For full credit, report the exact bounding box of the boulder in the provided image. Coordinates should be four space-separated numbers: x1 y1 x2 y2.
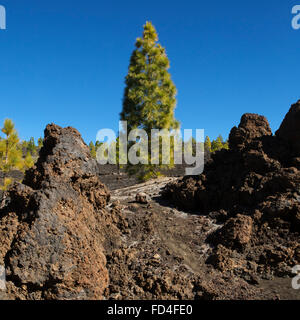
136 192 151 204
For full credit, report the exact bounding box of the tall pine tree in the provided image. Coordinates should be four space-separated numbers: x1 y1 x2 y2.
121 22 179 132
120 22 179 180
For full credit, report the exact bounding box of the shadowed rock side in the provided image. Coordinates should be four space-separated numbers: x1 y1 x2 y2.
0 124 112 300
276 100 300 155
162 101 300 280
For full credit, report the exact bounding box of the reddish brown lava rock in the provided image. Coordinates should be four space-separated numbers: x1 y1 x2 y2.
229 113 272 150
162 101 300 279
0 124 110 300
212 214 253 252
0 123 280 301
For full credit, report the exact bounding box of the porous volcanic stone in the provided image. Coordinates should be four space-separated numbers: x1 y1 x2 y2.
0 124 110 300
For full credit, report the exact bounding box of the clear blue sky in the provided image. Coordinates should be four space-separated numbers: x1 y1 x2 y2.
0 0 299 143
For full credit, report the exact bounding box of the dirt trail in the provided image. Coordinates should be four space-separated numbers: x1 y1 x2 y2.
111 177 177 201
110 177 219 275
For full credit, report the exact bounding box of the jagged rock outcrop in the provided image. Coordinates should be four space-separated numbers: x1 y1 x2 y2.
0 124 111 300
276 100 300 155
229 113 272 150
162 101 300 279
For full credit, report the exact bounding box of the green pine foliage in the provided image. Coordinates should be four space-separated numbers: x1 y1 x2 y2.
0 119 23 172
120 21 179 181
211 136 223 152
24 151 34 170
115 137 127 174
0 119 37 175
204 136 212 153
89 141 97 159
206 134 229 153
121 21 179 132
27 137 37 156
0 177 13 191
95 141 103 151
223 140 229 150
38 137 43 148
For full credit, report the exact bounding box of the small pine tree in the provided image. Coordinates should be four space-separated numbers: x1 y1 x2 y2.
212 136 224 153
89 141 96 159
184 137 197 157
38 137 43 148
217 135 224 144
24 151 34 170
27 137 36 156
204 136 212 153
114 137 127 174
223 139 229 150
0 119 23 172
95 141 102 151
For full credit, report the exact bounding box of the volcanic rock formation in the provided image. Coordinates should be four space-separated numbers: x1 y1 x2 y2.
0 123 279 300
163 101 300 279
2 101 300 300
0 124 111 299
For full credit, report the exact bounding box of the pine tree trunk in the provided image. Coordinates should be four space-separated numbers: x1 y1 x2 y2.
5 140 8 164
